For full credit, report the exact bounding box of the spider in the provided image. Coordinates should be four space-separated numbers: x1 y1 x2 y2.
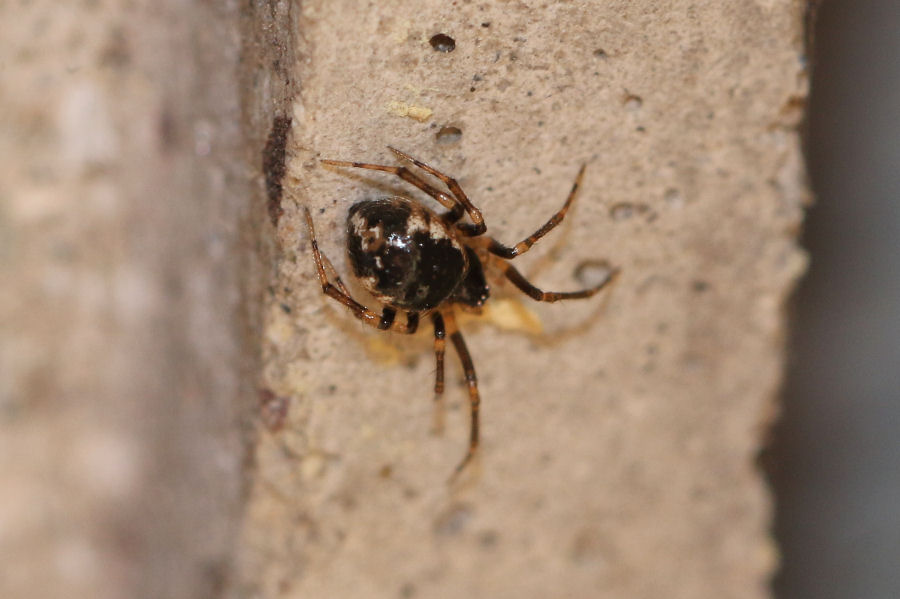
303 147 618 476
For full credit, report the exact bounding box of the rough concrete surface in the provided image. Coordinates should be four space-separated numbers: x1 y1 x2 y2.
1 1 809 598
242 2 809 599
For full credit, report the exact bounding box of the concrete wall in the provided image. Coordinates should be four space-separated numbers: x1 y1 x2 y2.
1 2 810 598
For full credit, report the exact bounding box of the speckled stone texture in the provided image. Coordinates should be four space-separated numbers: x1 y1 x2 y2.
241 1 809 599
1 1 809 598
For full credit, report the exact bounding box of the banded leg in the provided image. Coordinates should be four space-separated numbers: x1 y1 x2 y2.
431 312 446 397
442 309 481 475
321 155 464 221
431 312 447 434
317 244 352 296
488 164 586 259
387 147 486 236
496 256 619 302
303 207 419 333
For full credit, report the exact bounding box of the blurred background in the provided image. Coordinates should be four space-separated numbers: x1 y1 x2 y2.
769 1 900 597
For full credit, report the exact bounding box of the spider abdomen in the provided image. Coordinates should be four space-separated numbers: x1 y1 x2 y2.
346 197 468 311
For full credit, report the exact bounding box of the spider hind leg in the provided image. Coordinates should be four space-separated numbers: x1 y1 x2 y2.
303 206 419 333
441 309 481 478
495 256 619 302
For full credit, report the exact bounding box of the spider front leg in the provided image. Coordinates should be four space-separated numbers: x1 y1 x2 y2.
487 164 586 259
387 147 486 236
321 156 462 217
494 255 620 302
303 207 419 333
321 148 486 234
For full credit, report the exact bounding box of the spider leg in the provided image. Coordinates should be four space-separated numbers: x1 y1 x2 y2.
430 312 447 435
317 248 351 296
431 312 446 398
321 157 465 222
442 309 481 476
495 255 620 302
487 164 586 259
303 207 419 333
387 147 487 236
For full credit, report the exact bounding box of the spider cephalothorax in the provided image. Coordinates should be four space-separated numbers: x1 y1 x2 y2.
303 147 617 476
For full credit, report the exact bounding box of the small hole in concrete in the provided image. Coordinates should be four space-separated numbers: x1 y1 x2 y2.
610 202 635 221
258 389 290 432
435 126 462 144
574 260 614 288
429 33 456 52
569 528 609 564
593 48 607 58
664 187 683 206
434 503 472 536
624 94 643 111
478 530 499 548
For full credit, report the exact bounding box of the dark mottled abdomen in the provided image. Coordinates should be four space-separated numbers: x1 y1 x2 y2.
346 197 468 311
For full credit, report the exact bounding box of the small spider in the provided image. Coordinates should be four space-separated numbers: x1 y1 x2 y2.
303 147 618 476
